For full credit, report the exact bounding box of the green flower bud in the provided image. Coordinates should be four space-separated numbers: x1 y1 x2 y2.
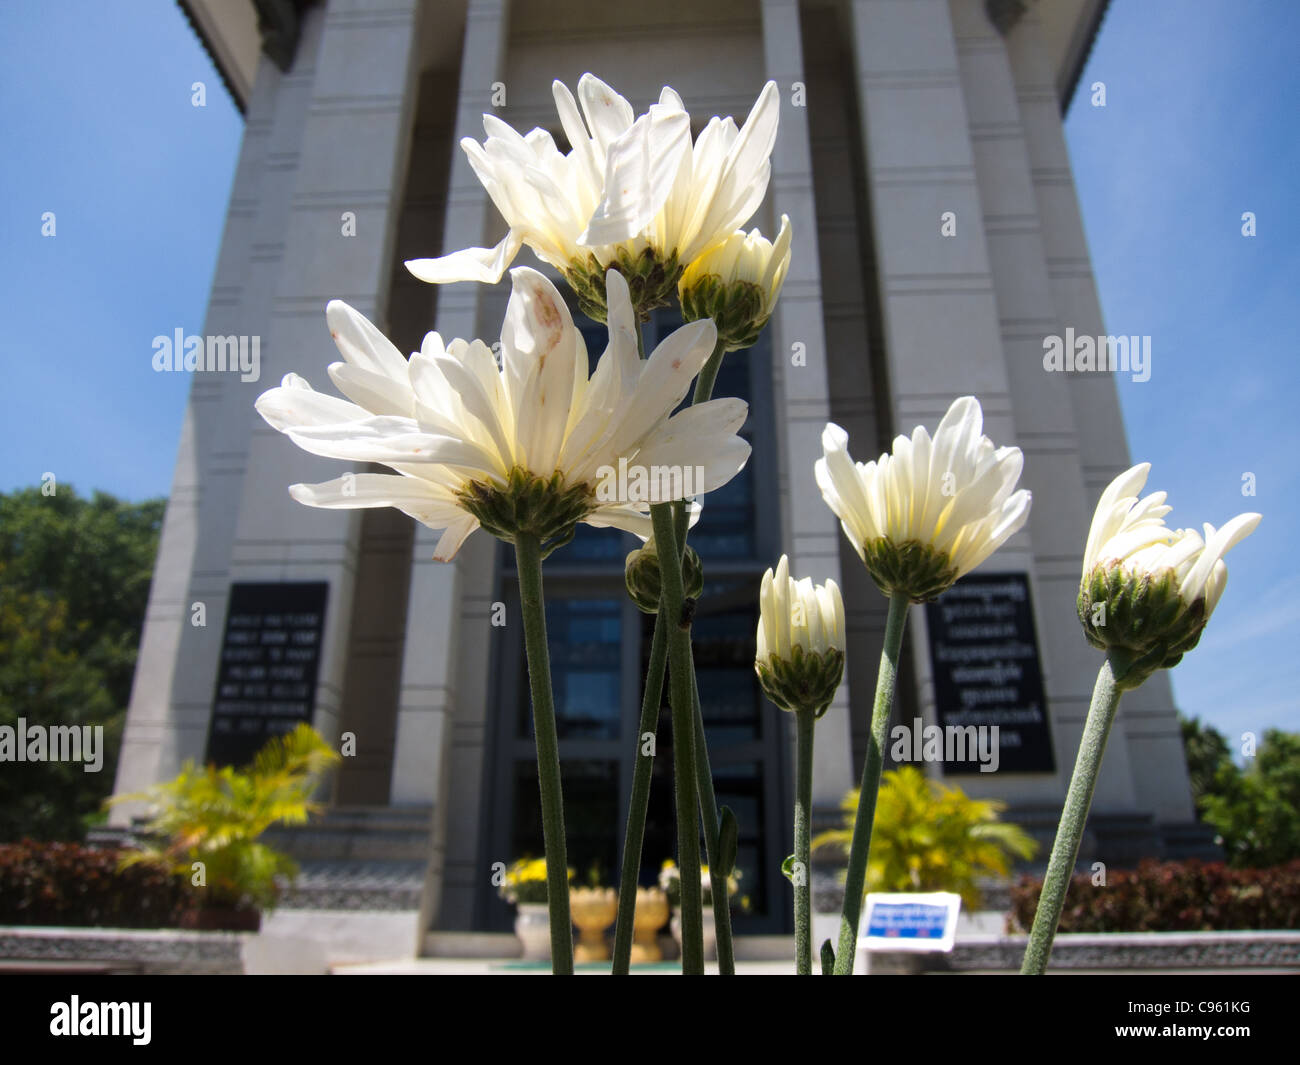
625 538 704 614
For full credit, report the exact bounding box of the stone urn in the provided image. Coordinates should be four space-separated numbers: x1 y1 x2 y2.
514 902 551 962
670 906 718 961
631 887 670 963
569 887 618 962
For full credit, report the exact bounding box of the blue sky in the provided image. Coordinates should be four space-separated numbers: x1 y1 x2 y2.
0 1 241 502
0 2 1294 743
1064 1 1299 745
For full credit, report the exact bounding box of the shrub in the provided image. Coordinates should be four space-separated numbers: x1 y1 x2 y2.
1008 858 1300 933
0 840 195 928
812 767 1037 909
111 724 339 915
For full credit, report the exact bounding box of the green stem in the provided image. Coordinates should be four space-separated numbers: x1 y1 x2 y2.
691 339 727 406
1021 659 1123 975
833 593 908 975
610 614 669 974
513 532 574 975
650 501 704 974
692 669 736 975
685 334 739 973
794 709 816 975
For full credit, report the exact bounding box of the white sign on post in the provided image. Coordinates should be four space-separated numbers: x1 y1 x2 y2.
860 891 962 954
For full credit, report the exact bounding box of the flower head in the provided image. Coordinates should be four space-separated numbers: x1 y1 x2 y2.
255 268 751 560
1078 463 1260 688
405 74 780 320
755 555 845 715
815 397 1031 602
680 214 792 351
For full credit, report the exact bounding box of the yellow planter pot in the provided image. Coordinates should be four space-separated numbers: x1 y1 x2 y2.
631 887 670 963
569 887 618 962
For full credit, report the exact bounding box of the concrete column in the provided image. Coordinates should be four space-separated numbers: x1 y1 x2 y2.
226 0 424 761
939 0 1140 812
390 0 511 933
1003 7 1195 825
760 0 854 805
112 29 317 812
844 0 1139 812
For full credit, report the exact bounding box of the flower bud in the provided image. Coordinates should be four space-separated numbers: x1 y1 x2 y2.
625 537 704 613
754 555 845 716
679 216 791 351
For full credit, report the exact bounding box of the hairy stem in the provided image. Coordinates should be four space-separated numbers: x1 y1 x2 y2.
1021 659 1123 975
794 708 816 975
514 532 574 975
833 593 908 974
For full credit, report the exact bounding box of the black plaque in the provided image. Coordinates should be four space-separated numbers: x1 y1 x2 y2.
923 572 1054 774
205 582 329 767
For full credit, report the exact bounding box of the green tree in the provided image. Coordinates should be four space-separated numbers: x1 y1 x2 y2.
1198 729 1300 868
0 485 164 841
1180 714 1233 805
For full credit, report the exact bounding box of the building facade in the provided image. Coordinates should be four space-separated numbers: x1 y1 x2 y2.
114 0 1211 953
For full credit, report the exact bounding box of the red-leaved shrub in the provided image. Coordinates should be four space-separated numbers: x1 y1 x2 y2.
1008 858 1300 933
0 840 196 928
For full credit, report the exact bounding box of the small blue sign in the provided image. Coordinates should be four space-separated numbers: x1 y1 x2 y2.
866 902 948 939
861 892 962 953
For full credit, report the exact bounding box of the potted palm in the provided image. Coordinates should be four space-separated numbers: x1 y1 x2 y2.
111 724 339 931
812 766 1037 971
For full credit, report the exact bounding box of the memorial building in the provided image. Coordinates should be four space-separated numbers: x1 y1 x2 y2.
111 0 1212 953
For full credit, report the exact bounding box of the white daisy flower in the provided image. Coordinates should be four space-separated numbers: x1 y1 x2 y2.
814 396 1031 602
405 74 780 320
1078 462 1260 686
680 214 792 351
255 268 751 560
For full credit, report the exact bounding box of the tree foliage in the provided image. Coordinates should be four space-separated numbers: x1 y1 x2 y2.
1193 726 1300 869
0 485 164 841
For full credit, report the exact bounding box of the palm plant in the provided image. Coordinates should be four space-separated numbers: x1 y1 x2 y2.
812 765 1037 909
111 723 339 917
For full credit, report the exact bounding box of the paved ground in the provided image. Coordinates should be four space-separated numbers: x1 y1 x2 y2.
333 958 798 975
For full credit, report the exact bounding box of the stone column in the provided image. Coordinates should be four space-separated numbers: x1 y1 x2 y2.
112 20 320 813
1002 6 1196 830
945 0 1140 814
225 0 424 762
845 0 1141 815
388 0 512 935
759 0 854 806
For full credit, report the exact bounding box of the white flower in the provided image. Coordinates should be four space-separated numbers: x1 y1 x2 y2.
757 555 845 662
1081 463 1260 621
681 214 792 314
254 268 751 560
679 214 792 350
814 396 1031 601
755 555 845 715
405 74 780 292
